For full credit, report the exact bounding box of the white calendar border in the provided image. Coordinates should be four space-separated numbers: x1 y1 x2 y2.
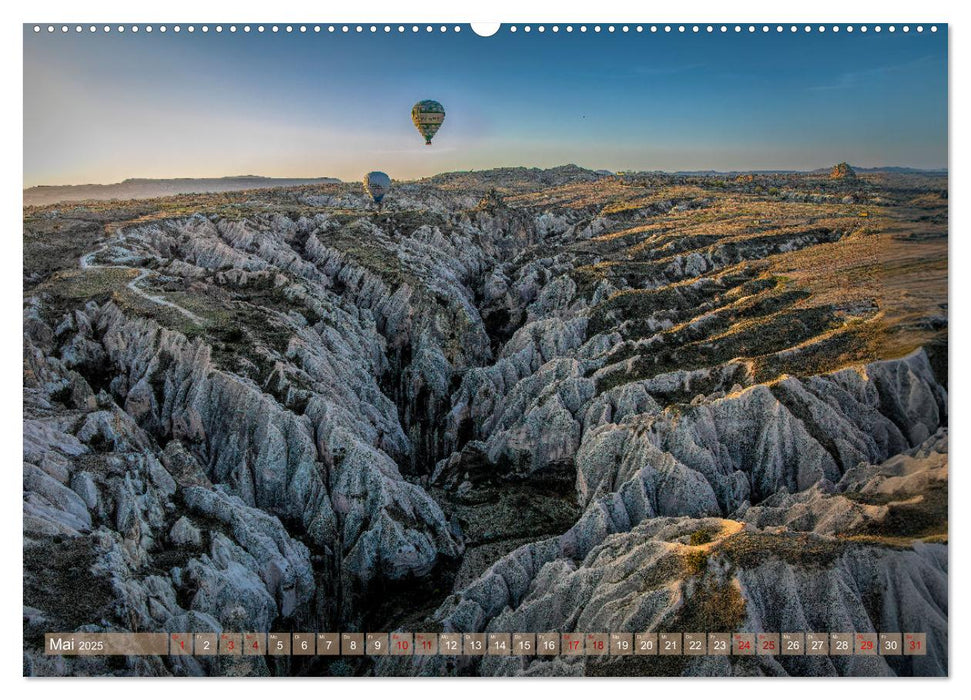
3 0 964 697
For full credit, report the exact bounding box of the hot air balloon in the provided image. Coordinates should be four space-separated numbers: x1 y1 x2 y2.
411 99 445 145
363 171 391 208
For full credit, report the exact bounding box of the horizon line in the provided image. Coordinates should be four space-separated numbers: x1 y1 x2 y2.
23 163 950 190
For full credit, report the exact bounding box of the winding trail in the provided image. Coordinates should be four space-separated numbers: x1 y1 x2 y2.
79 226 205 325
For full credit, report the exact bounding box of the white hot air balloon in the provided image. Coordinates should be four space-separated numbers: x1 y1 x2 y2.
363 171 392 209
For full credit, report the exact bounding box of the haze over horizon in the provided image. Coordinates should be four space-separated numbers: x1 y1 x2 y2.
24 25 947 188
23 161 949 190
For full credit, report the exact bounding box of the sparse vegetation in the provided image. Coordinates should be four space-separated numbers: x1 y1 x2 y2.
689 528 716 546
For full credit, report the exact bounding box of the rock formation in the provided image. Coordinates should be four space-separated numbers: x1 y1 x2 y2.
23 166 948 676
829 162 857 180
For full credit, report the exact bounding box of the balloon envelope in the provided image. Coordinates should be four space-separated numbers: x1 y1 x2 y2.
363 171 391 204
411 99 446 145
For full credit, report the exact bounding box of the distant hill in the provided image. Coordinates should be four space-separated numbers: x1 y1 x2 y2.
807 165 947 176
421 164 607 192
668 166 947 177
24 175 341 206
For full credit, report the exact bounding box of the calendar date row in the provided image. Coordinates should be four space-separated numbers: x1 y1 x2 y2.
46 631 927 657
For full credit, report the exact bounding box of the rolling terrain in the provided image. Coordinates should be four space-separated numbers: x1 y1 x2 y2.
23 176 341 207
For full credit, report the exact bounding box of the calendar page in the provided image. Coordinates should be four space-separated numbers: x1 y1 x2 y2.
22 19 948 679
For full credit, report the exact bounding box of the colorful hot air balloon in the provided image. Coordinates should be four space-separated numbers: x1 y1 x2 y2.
411 99 445 145
363 171 391 207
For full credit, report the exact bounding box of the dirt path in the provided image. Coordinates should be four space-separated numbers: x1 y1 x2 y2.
79 227 205 325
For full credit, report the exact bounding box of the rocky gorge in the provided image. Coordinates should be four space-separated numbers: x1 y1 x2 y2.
23 166 948 676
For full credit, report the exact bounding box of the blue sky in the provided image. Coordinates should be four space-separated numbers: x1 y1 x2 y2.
23 25 947 186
